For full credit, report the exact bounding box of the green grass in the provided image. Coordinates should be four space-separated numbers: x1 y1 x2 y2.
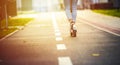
93 9 120 17
1 18 33 27
9 18 33 26
0 18 34 39
0 28 17 39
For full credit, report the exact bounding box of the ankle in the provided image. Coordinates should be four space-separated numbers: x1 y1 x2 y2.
68 19 72 22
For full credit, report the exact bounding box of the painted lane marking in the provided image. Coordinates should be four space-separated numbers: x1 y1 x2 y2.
56 37 63 41
54 27 59 30
57 44 67 50
55 29 60 33
78 19 120 36
52 13 73 65
92 53 100 57
52 13 63 39
58 57 73 65
55 32 61 36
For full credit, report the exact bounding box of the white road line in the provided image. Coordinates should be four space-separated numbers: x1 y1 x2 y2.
78 19 120 36
52 13 63 38
92 53 100 57
54 27 59 30
55 29 60 33
58 57 73 65
56 37 63 41
52 13 73 65
57 44 67 50
55 32 61 36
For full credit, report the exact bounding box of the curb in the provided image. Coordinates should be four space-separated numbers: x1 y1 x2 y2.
0 20 33 42
0 30 19 42
0 26 24 42
78 18 120 36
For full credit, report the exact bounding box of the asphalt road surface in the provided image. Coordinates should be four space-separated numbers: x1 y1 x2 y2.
0 12 120 65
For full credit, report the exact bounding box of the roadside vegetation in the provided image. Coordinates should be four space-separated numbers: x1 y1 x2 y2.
93 9 120 17
0 28 17 39
0 17 34 39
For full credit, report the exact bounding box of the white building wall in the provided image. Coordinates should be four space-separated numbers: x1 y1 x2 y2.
99 0 108 3
16 0 22 10
33 0 60 12
92 0 99 3
92 0 108 4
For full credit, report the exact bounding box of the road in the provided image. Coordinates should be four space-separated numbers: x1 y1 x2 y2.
0 12 120 65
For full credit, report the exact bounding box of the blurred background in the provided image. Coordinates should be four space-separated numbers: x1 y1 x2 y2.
0 0 120 20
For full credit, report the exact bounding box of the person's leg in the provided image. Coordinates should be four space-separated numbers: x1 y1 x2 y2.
64 0 72 21
72 0 78 22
